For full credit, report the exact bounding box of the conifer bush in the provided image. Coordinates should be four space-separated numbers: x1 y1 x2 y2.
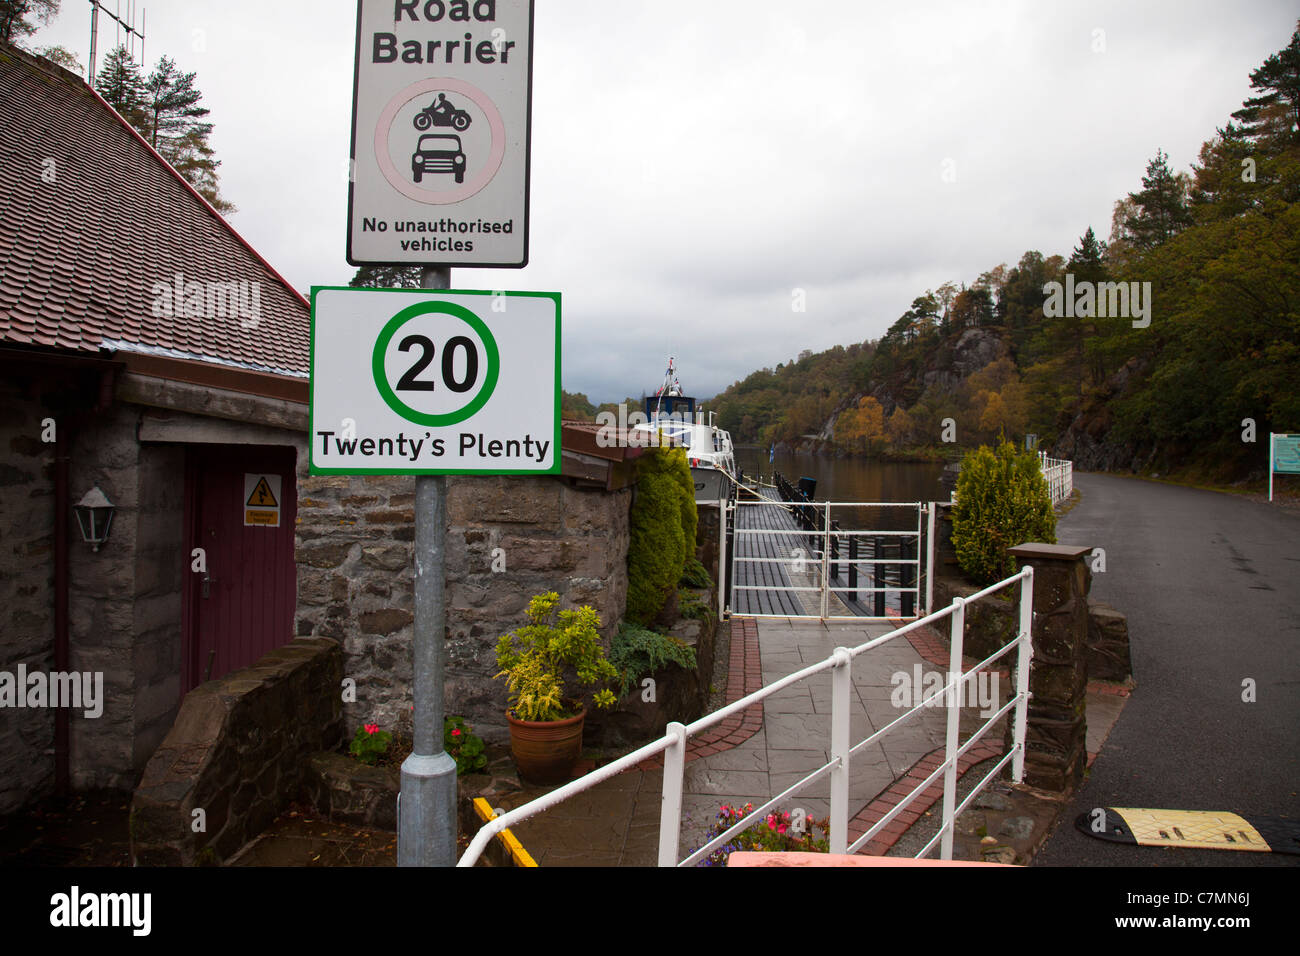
951 440 1056 585
626 446 697 625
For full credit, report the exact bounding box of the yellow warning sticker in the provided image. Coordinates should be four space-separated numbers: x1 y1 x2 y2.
246 476 278 508
243 474 282 528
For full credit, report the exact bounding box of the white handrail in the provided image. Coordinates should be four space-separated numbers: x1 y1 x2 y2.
458 565 1035 867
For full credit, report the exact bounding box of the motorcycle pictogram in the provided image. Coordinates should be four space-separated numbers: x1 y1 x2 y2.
413 93 471 132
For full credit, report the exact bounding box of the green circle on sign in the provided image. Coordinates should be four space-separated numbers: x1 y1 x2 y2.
372 301 500 426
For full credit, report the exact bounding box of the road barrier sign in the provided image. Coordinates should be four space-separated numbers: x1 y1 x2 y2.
309 287 559 475
347 0 534 267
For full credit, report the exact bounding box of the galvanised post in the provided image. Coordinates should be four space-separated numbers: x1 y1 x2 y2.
1012 567 1034 781
847 534 858 602
829 647 852 854
925 503 936 615
820 503 831 618
398 264 458 867
659 721 687 866
940 596 965 860
717 493 726 615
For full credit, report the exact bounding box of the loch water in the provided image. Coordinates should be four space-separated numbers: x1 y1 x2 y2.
733 448 949 532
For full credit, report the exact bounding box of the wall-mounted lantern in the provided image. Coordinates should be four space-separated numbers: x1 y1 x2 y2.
73 486 115 552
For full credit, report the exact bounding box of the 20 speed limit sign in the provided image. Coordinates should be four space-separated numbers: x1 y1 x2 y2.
309 287 559 475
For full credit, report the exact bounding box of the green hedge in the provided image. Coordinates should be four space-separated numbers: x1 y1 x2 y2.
951 440 1056 585
626 446 697 625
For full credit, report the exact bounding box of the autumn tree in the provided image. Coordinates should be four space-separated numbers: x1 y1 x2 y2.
835 396 886 455
886 406 914 446
0 0 58 44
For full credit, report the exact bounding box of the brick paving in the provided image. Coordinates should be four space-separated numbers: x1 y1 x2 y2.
493 615 1129 865
500 616 1028 864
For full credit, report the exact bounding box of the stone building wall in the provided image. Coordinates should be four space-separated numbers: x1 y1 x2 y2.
130 443 186 767
0 383 57 813
294 472 632 743
66 403 152 789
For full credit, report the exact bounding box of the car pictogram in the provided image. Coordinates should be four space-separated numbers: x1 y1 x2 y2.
412 134 467 184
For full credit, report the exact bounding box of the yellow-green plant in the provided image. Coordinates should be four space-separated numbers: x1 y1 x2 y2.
494 592 619 722
951 439 1056 585
626 445 698 624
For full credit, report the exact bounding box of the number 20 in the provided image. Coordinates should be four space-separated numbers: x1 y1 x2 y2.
395 334 478 393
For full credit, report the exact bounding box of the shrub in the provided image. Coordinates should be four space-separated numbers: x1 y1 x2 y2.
951 439 1056 585
680 556 712 589
494 592 619 721
608 621 697 699
626 446 698 625
677 589 714 623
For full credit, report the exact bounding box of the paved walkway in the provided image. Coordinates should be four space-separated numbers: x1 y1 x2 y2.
496 615 1020 866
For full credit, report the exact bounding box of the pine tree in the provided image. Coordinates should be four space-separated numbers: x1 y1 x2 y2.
94 44 147 127
143 56 233 214
1230 22 1300 150
349 265 424 288
142 56 210 150
1119 149 1192 251
0 0 59 44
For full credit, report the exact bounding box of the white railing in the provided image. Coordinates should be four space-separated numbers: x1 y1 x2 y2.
729 499 936 620
458 565 1034 867
1038 453 1073 505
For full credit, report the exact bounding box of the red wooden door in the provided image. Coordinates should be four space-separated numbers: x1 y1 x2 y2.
182 444 298 693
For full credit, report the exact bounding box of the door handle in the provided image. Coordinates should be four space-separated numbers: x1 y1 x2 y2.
202 572 216 598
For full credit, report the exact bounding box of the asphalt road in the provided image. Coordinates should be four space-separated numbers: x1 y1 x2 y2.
1034 473 1299 867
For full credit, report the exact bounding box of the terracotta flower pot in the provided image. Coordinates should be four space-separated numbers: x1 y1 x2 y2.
506 703 586 784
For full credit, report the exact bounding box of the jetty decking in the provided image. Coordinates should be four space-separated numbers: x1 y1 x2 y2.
731 486 912 619
731 488 814 616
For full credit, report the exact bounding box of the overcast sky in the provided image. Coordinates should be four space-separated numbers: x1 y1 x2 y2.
31 1 1298 403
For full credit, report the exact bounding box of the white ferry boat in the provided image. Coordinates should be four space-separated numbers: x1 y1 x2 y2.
631 358 738 502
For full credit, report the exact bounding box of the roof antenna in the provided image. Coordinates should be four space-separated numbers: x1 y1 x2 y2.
86 0 147 84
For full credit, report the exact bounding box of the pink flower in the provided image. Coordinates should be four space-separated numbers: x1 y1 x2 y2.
365 723 378 735
777 824 788 834
451 729 461 737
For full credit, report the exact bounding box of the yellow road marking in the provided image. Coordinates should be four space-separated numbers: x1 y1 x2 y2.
473 797 538 867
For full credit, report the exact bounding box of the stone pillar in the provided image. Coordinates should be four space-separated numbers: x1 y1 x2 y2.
1006 543 1093 793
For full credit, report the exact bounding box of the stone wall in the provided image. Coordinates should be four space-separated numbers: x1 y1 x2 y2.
295 473 633 743
131 637 344 865
0 383 57 813
131 443 185 767
66 403 155 790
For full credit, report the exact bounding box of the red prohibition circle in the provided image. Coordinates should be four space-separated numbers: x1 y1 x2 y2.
374 78 507 205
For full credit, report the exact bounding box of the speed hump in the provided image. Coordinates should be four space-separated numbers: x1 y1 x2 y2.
309 287 559 475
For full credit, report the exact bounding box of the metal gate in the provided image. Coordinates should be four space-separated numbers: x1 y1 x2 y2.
723 488 936 621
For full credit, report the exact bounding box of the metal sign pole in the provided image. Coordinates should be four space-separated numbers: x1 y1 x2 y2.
398 264 458 867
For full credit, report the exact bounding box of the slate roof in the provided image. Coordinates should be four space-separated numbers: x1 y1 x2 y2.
0 43 309 377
